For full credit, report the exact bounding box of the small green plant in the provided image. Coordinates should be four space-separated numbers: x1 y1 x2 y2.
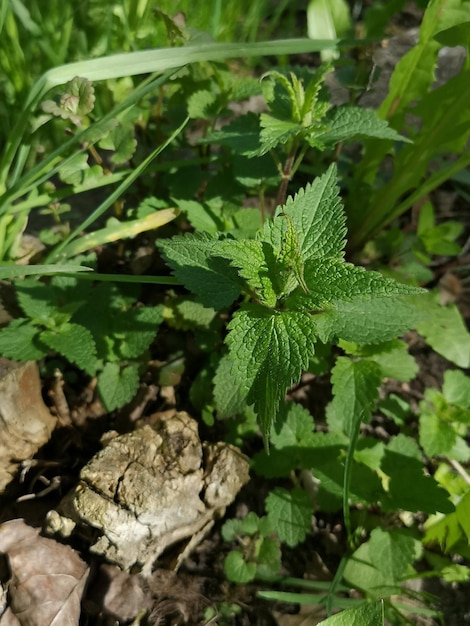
159 164 423 441
0 266 163 410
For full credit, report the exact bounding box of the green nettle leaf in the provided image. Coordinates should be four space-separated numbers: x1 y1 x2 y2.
327 357 382 436
213 352 249 418
226 305 317 436
0 318 48 361
265 487 313 547
162 164 423 438
317 601 384 626
40 323 97 375
157 232 241 309
97 362 140 412
318 107 412 146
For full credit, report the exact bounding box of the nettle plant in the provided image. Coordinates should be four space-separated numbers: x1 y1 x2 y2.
159 163 423 441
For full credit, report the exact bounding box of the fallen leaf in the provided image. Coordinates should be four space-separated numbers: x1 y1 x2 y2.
0 520 89 626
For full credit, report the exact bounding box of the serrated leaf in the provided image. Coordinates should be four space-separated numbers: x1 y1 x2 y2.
317 601 384 626
368 528 422 582
0 318 47 361
16 278 62 321
41 76 95 125
265 487 313 547
226 304 317 438
258 113 301 154
271 402 316 448
41 323 97 375
187 89 219 118
263 164 346 261
114 306 163 359
314 294 422 344
319 107 412 146
157 232 241 309
224 551 256 584
213 352 250 418
97 362 140 411
327 357 382 436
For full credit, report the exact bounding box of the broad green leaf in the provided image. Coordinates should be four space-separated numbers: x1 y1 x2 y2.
157 232 241 309
313 293 421 345
16 278 63 321
263 164 346 261
203 112 262 155
265 487 313 547
224 551 256 584
327 357 382 436
443 370 470 408
257 114 301 154
97 362 140 412
319 107 412 145
99 123 137 164
412 293 470 367
340 339 418 382
270 402 316 448
226 304 317 438
419 409 469 462
115 306 163 359
217 239 277 306
213 352 249 418
187 89 219 119
221 512 261 541
173 199 224 233
367 528 422 582
41 76 95 125
317 601 384 626
0 318 47 361
256 537 282 578
424 491 470 552
291 259 422 311
175 299 216 328
41 323 97 375
381 435 454 514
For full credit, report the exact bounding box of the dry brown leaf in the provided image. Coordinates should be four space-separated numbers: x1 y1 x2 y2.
85 564 150 622
0 520 89 626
